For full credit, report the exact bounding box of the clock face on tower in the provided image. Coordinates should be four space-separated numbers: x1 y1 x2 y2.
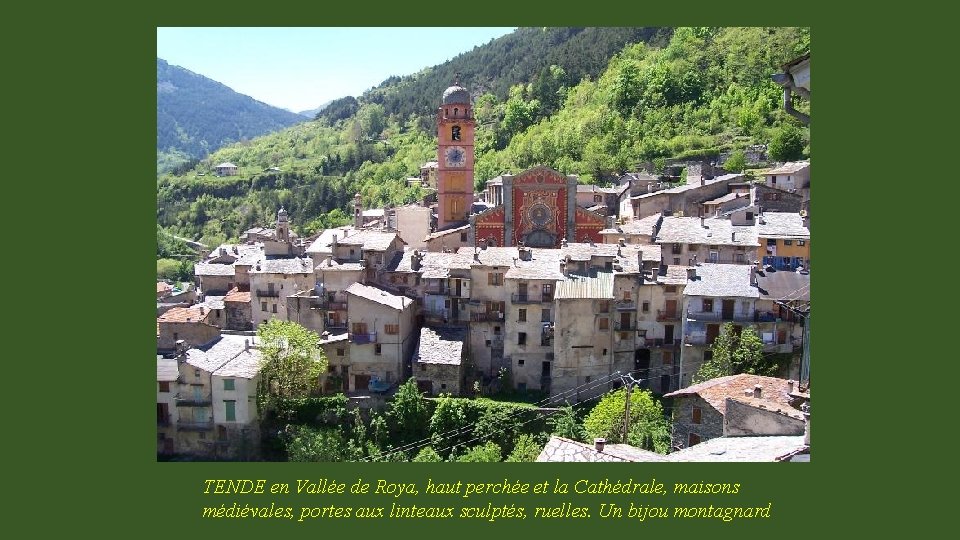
529 203 552 228
444 146 466 168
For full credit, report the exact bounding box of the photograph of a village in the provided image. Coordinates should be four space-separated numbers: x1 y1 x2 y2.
157 27 811 462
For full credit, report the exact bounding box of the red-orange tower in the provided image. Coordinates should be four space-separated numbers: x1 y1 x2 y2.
436 82 475 230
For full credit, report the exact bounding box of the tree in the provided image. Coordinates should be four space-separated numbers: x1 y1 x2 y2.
547 404 584 440
505 434 543 462
768 123 804 161
456 441 502 462
412 447 443 462
723 149 746 173
583 388 669 453
283 425 347 462
387 378 431 447
693 324 776 383
256 320 327 411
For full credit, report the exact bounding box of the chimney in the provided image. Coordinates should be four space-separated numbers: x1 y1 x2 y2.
743 388 752 397
175 339 187 357
753 384 762 398
561 237 568 247
700 216 705 228
731 231 736 242
802 403 810 446
687 267 696 280
618 238 626 247
787 380 795 394
750 265 757 286
594 438 606 452
199 306 205 315
244 339 250 351
331 234 338 250
560 261 567 277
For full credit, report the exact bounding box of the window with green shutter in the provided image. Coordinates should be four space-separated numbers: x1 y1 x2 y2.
225 400 236 422
223 379 235 391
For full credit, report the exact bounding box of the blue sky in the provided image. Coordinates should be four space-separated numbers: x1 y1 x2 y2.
157 27 515 113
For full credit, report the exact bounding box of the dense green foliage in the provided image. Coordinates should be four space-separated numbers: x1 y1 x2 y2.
582 388 671 453
768 122 806 161
256 321 328 411
693 323 777 383
157 59 304 174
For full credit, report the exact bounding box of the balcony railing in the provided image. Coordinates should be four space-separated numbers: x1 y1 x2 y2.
647 338 681 348
177 420 213 431
686 311 759 323
349 332 378 344
313 298 348 311
471 312 504 322
425 285 449 295
657 309 680 321
256 289 280 298
614 320 637 331
324 320 347 331
174 394 212 406
615 300 636 310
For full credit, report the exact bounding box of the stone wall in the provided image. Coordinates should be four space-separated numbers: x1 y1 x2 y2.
723 398 804 437
670 395 724 450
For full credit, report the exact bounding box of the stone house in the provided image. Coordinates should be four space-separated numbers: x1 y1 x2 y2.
250 257 314 328
319 332 350 394
215 162 238 176
753 184 803 213
654 214 759 266
391 205 432 250
223 287 252 331
157 357 180 455
344 283 416 392
413 327 467 395
629 174 744 221
764 161 809 194
756 212 810 271
423 223 471 253
634 265 688 394
664 374 804 450
157 306 220 353
333 229 406 284
600 213 662 245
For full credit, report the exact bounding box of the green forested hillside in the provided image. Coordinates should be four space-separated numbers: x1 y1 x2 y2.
157 27 808 252
157 58 306 174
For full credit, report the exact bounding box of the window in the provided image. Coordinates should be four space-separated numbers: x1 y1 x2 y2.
688 433 701 446
642 301 650 313
703 299 714 312
518 308 527 322
585 376 592 383
223 379 235 391
374 344 382 355
518 359 525 366
798 240 806 246
158 381 170 393
440 383 447 390
770 175 777 184
488 273 504 286
594 194 603 203
384 324 399 335
665 285 677 293
271 304 277 314
673 258 680 265
494 325 501 335
704 350 713 362
194 369 201 378
599 317 609 330
623 290 632 301
638 329 647 338
451 125 461 141
541 308 551 322
672 243 682 255
598 300 610 312
601 349 607 356
745 212 754 221
663 351 673 365
352 322 368 334
224 400 236 422
692 407 702 424
518 332 527 346
460 232 468 242
173 332 178 342
735 253 746 263
767 238 777 246
485 339 491 347
784 240 793 246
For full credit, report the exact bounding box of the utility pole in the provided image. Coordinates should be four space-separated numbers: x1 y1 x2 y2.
622 375 632 442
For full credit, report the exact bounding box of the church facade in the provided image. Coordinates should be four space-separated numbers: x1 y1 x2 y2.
433 82 606 248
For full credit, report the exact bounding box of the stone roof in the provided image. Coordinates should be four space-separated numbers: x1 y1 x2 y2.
337 230 400 251
632 174 744 200
455 246 521 267
199 296 225 311
421 161 438 169
212 347 263 379
536 436 667 462
765 161 809 175
600 213 662 236
385 250 472 278
157 358 179 382
555 272 614 300
504 249 565 281
346 282 414 311
415 327 465 365
424 223 470 241
194 263 236 277
655 216 759 247
727 396 805 421
664 374 796 416
703 192 745 205
216 162 237 168
252 257 313 274
666 435 806 462
314 258 365 271
319 332 349 345
683 263 759 298
755 268 810 301
659 264 691 285
620 171 659 183
576 184 621 194
757 212 809 239
305 226 356 254
184 335 256 373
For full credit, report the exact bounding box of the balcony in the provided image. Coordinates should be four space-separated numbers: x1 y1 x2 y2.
512 293 553 304
686 311 758 323
614 320 637 331
324 321 347 331
657 309 680 321
174 393 212 406
312 297 348 311
425 285 450 296
256 289 280 298
349 332 378 344
157 414 171 427
177 420 213 431
615 300 636 311
471 312 504 322
684 335 708 346
647 338 681 349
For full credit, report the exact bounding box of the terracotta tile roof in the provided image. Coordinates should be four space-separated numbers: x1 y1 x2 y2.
664 374 796 416
158 306 210 324
157 282 173 294
224 287 251 303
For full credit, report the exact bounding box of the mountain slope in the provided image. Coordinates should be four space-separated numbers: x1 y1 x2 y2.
157 58 305 173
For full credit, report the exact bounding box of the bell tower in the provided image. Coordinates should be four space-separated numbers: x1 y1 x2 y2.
436 78 475 230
